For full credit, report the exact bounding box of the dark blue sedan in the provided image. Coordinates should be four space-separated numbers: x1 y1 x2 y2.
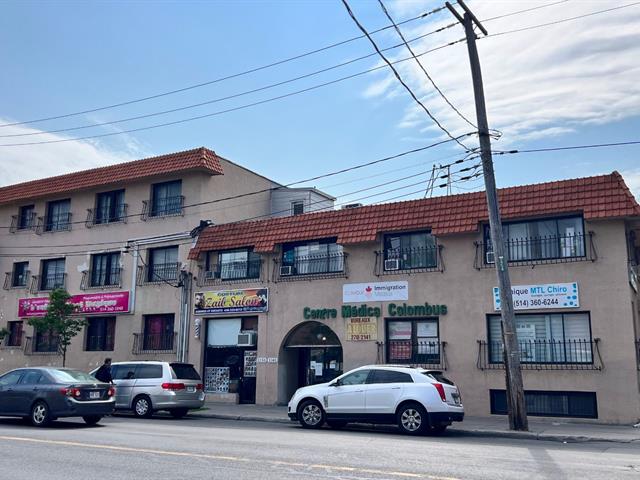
0 367 115 426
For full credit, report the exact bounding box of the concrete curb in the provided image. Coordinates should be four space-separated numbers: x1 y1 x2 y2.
191 412 639 443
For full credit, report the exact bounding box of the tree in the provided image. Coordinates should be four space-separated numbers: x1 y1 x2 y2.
27 288 85 367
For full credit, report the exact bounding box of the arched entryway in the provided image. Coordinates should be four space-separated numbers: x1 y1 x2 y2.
278 321 343 404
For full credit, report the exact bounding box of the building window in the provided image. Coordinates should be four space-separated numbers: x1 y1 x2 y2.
151 180 182 217
45 199 71 232
85 317 115 351
11 262 29 287
281 239 344 275
6 321 23 347
34 330 59 353
206 249 261 280
291 201 304 216
386 319 440 365
18 205 36 230
384 231 437 270
147 246 178 282
40 258 65 290
488 313 593 364
91 252 121 287
143 314 175 351
484 216 585 263
95 190 125 224
490 390 597 419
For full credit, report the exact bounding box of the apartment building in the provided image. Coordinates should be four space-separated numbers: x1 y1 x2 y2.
0 147 332 375
188 172 640 423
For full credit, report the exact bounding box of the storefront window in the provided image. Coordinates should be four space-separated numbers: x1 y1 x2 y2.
386 319 440 364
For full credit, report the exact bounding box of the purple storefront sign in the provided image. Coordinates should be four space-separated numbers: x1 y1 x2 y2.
18 291 130 318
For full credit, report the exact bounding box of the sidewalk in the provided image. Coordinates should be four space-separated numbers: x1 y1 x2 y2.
192 403 640 444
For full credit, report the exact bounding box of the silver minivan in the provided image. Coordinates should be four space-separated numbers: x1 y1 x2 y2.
91 361 205 418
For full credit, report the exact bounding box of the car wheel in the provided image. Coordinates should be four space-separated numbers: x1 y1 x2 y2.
297 400 325 429
326 420 348 430
169 408 189 419
132 395 153 418
397 402 428 435
82 415 102 426
31 401 51 427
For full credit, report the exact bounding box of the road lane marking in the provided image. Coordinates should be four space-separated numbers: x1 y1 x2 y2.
0 435 460 480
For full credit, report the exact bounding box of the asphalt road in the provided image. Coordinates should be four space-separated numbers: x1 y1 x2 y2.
0 414 638 480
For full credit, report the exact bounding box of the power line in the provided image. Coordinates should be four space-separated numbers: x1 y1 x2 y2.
340 0 471 151
0 9 440 129
1 25 459 139
482 0 570 23
0 39 469 148
493 140 640 154
377 0 476 129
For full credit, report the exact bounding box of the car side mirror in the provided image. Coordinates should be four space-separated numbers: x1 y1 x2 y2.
331 379 341 387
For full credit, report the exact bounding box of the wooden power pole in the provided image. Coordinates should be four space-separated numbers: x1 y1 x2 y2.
446 0 528 430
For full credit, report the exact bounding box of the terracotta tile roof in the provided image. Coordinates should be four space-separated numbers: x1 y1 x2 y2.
190 171 640 257
0 147 223 205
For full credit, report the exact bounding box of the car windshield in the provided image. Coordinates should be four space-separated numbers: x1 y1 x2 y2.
421 370 454 386
170 363 201 380
49 369 99 383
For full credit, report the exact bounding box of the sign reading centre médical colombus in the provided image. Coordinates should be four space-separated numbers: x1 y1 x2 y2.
493 282 579 311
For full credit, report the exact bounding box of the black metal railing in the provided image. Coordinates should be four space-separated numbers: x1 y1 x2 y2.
199 259 262 285
379 341 447 369
86 203 128 227
474 233 596 268
80 268 122 289
629 262 638 293
635 339 640 370
141 195 185 220
9 211 37 233
132 332 176 354
3 270 30 290
24 335 60 355
477 339 603 370
85 335 114 352
38 212 73 233
274 252 348 281
137 262 180 285
1 331 23 349
31 273 66 292
375 245 443 275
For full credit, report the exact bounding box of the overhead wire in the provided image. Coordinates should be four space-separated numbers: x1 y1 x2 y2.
482 0 570 22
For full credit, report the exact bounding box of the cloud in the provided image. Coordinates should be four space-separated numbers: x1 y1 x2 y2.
0 117 148 187
360 1 640 145
621 168 640 200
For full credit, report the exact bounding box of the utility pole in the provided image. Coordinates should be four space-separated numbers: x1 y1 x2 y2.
446 0 528 430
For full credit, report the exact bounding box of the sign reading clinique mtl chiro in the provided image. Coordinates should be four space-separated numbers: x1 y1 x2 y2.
493 282 579 311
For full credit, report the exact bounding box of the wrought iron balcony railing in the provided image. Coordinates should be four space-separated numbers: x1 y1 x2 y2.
9 211 37 233
81 268 122 289
132 332 176 354
31 273 66 293
198 259 262 286
37 212 73 234
3 270 30 290
635 339 640 370
374 245 444 275
24 335 60 355
141 195 185 220
474 232 596 268
274 252 348 281
86 203 128 227
378 340 447 370
477 339 603 370
137 262 180 285
1 331 23 349
85 335 114 352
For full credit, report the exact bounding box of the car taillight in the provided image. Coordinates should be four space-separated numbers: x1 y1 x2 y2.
60 387 82 398
196 384 203 391
433 383 447 403
107 387 116 397
161 382 185 391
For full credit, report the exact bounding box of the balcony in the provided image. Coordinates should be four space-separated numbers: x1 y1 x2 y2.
9 212 37 233
86 203 128 227
374 245 443 275
137 262 180 285
476 339 603 370
85 335 114 352
132 332 176 354
31 273 66 293
3 270 30 290
36 212 73 234
198 259 263 286
24 335 60 355
80 268 122 290
141 196 185 220
274 252 348 282
474 232 596 269
379 340 447 370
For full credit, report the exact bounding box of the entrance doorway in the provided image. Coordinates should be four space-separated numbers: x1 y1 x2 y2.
278 321 343 403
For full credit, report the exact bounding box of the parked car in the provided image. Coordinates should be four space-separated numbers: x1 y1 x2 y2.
287 365 463 435
90 361 205 418
0 367 115 427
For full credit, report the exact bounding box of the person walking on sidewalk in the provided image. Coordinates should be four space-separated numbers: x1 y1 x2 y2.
94 358 113 384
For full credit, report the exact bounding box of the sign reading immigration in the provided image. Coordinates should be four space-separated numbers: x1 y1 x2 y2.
18 291 130 318
346 317 378 341
343 281 408 303
493 282 579 311
194 288 268 315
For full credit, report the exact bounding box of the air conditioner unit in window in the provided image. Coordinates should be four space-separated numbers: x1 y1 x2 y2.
486 251 495 264
384 259 400 271
280 265 293 276
237 331 257 347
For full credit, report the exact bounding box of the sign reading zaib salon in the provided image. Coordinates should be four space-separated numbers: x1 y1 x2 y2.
194 288 268 315
493 282 579 311
18 291 130 318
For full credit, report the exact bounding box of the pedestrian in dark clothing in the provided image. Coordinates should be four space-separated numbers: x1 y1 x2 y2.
94 358 113 383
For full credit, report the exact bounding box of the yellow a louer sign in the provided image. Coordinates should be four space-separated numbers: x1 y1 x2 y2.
194 288 268 315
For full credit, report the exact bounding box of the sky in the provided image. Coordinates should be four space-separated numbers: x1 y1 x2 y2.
1 0 639 204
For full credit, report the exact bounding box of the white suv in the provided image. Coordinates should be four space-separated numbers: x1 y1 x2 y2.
287 365 463 435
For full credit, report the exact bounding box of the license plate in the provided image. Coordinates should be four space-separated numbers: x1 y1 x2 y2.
187 386 195 393
89 391 100 399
